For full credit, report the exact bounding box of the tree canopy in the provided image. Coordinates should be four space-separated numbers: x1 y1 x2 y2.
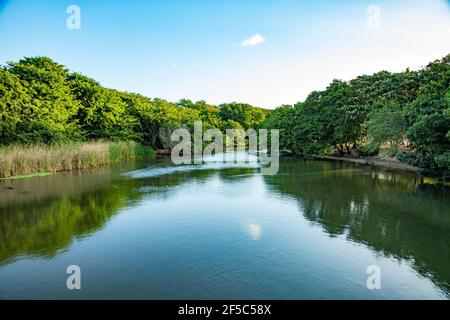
0 56 265 149
262 54 450 180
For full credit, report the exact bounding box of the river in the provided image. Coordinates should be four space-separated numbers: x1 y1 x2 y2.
0 154 449 299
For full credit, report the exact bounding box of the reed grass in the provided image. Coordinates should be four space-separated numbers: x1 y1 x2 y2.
0 141 155 178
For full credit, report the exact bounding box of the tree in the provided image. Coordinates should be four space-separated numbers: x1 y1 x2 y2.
6 57 81 142
219 102 265 129
291 80 365 155
364 102 406 153
0 68 32 144
262 105 298 151
179 99 223 130
399 55 450 179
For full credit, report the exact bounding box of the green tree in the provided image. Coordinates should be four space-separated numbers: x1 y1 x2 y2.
400 55 450 179
179 99 223 130
262 105 298 151
67 73 139 140
0 68 32 144
6 57 81 142
219 102 265 129
292 80 365 155
364 102 406 153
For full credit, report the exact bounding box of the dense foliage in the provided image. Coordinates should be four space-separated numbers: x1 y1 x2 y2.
0 57 266 149
1 55 449 180
262 55 450 180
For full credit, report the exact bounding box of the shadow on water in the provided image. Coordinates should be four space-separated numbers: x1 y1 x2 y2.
263 158 450 294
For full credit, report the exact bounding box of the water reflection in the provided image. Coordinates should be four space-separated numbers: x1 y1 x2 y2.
0 156 449 298
0 164 144 264
0 159 257 264
263 158 450 294
245 223 263 240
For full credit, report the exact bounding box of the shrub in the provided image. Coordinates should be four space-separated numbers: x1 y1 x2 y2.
357 144 380 157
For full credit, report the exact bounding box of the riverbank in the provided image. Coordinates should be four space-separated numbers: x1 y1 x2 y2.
0 141 155 179
310 154 418 173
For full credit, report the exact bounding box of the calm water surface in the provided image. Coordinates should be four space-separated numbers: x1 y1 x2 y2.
0 155 449 299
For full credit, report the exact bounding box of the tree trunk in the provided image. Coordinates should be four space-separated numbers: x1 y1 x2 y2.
345 144 350 154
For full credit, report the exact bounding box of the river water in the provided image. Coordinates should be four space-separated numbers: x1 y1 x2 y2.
0 154 449 299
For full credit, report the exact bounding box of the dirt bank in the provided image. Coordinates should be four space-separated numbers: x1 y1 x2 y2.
310 155 418 173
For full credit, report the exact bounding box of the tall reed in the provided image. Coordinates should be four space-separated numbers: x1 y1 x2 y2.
0 141 155 178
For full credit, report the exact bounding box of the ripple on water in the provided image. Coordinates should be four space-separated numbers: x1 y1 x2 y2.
123 153 261 179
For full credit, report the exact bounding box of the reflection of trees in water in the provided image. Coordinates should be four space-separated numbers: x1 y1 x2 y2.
0 166 255 264
5 157 447 294
264 159 450 294
0 177 142 264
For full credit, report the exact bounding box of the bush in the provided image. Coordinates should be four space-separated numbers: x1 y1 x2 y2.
357 144 380 156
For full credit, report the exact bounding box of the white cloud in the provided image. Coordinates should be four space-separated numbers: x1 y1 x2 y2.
240 34 265 46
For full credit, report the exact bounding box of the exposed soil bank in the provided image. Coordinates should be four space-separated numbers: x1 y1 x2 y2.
310 154 418 173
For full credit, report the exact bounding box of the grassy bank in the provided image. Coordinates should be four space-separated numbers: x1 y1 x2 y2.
0 141 155 179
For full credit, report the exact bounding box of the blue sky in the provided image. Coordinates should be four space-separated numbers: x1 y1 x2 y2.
1 0 449 108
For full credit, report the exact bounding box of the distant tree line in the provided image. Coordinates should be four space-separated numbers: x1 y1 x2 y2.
0 57 266 150
262 55 450 180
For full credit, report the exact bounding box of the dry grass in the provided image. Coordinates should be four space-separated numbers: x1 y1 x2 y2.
0 141 154 178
